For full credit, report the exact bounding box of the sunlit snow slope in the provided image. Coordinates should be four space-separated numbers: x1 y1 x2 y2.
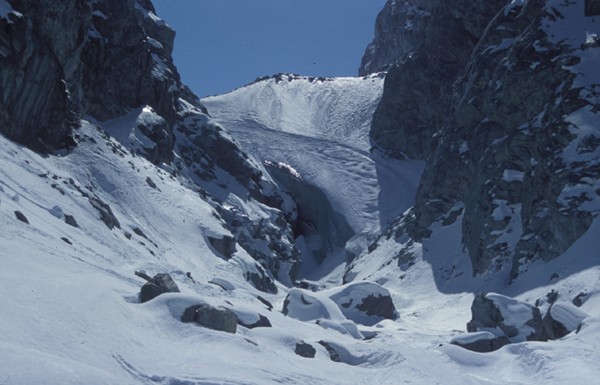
2 119 599 385
202 74 424 237
203 74 424 280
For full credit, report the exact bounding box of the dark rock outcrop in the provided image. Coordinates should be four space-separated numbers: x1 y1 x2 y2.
318 341 341 362
217 197 300 286
467 293 545 342
244 264 278 294
0 0 89 151
586 0 600 16
359 0 431 76
0 0 181 159
14 210 29 224
181 304 237 334
451 332 509 353
139 273 180 303
414 0 599 278
329 282 398 326
237 313 271 329
294 341 316 358
256 295 274 311
462 292 588 351
369 0 506 160
89 196 120 230
364 0 600 280
207 235 237 260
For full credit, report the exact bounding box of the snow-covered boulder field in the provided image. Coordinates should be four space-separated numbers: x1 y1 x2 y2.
453 291 590 352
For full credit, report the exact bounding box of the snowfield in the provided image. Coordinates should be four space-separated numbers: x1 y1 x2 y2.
1 71 598 384
203 74 425 281
2 0 600 380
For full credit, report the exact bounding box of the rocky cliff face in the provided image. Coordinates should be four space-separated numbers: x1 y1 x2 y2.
358 0 431 76
0 0 300 286
358 0 600 281
0 0 88 150
0 0 184 158
369 0 506 159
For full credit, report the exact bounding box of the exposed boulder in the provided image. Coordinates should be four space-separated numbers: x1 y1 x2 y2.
207 235 237 260
328 282 398 326
318 341 341 363
89 196 120 230
64 214 79 228
294 341 316 358
14 211 29 224
181 304 237 334
282 289 345 322
235 311 272 329
467 293 544 343
450 331 509 353
138 272 180 303
573 292 592 307
462 292 589 351
244 266 278 295
542 303 588 340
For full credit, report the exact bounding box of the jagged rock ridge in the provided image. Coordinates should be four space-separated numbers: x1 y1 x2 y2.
359 0 600 281
0 0 301 287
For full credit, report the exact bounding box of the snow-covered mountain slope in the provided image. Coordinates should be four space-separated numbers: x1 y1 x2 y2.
202 74 424 278
2 121 600 384
2 121 600 385
2 0 600 384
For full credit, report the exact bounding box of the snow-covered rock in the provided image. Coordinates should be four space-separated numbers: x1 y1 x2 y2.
282 288 346 322
467 293 544 343
450 331 509 353
181 304 238 334
138 273 181 303
328 282 398 326
465 292 589 348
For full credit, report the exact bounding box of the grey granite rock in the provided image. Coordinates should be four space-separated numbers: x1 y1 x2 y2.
181 304 237 334
139 273 180 303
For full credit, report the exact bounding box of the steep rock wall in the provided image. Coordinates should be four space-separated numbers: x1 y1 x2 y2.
0 0 302 286
361 0 600 281
369 0 505 159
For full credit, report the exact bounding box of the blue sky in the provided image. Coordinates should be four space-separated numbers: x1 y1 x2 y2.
152 0 386 97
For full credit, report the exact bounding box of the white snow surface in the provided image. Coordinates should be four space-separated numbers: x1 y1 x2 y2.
0 72 599 384
202 74 425 239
